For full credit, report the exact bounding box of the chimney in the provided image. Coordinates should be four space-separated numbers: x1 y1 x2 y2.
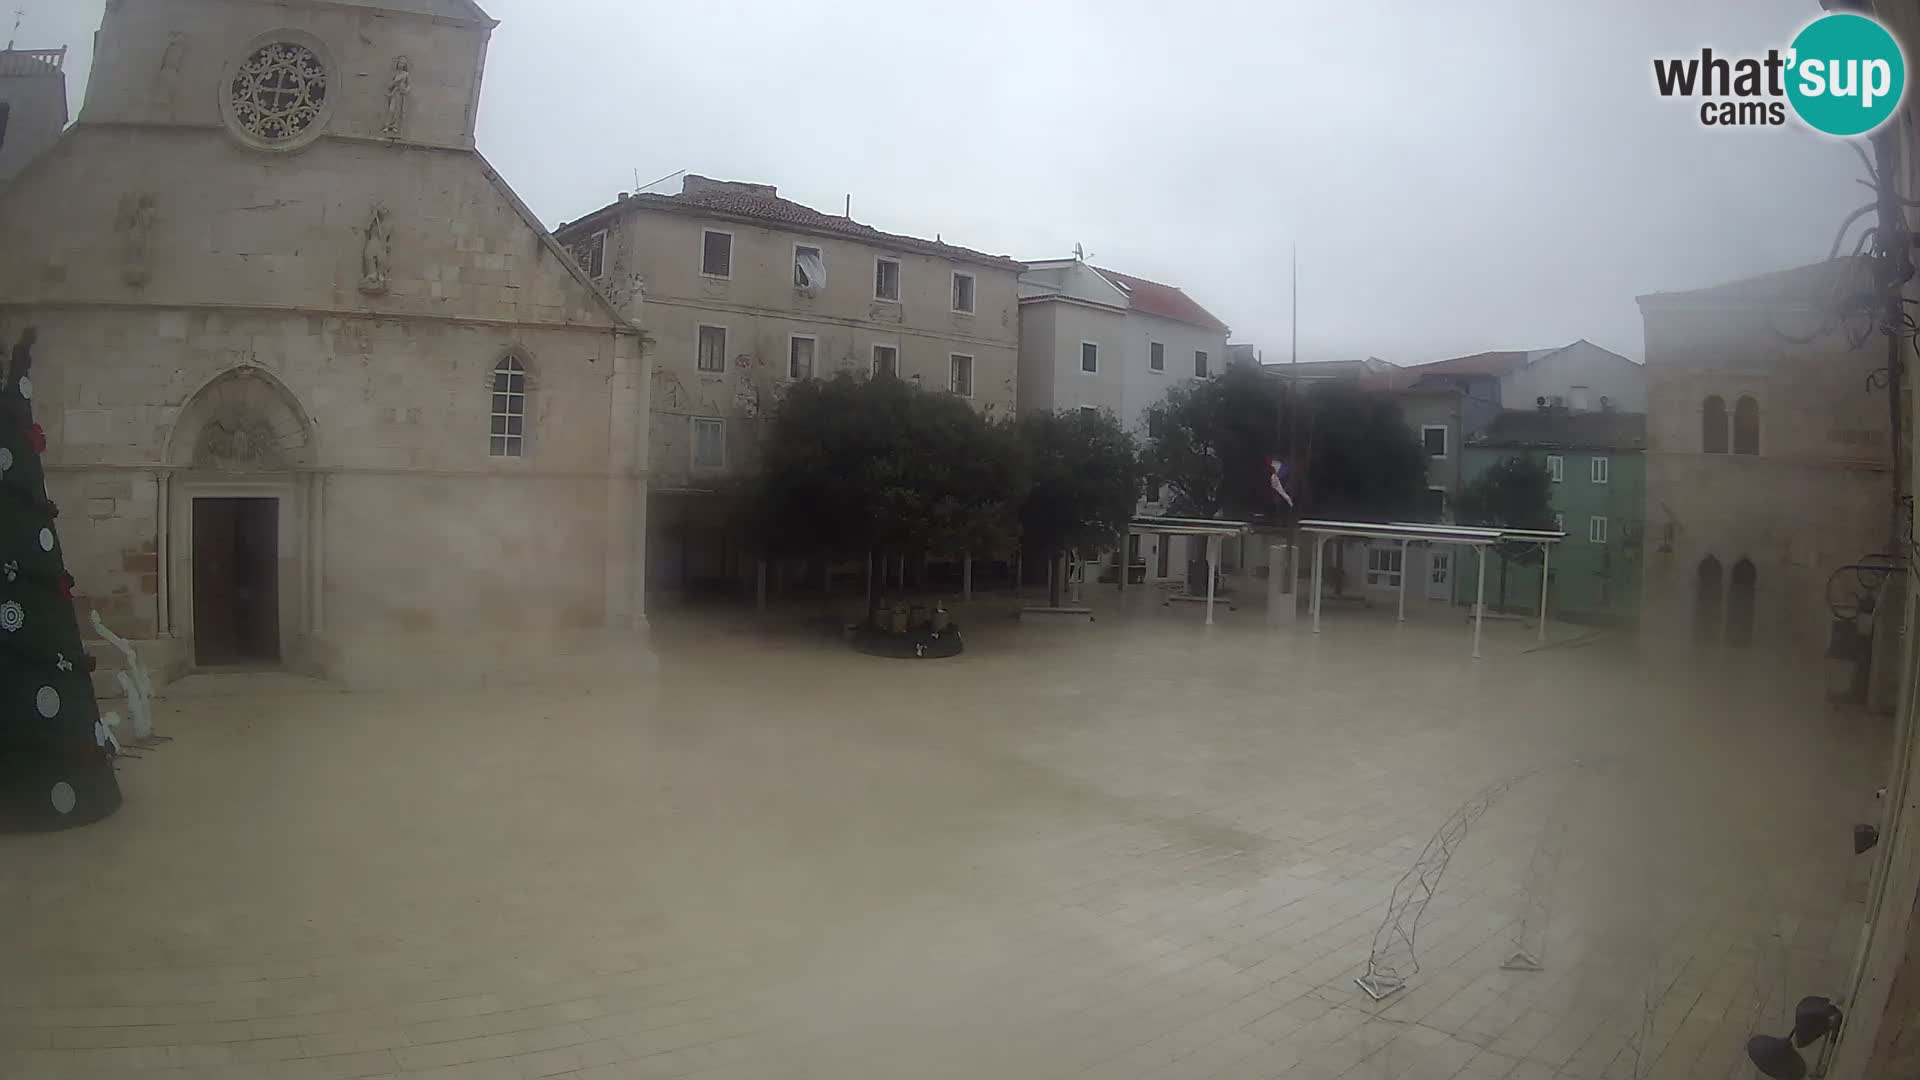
616 192 629 202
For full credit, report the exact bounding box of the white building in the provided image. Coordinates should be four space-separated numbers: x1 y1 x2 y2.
1017 257 1229 436
1018 257 1230 585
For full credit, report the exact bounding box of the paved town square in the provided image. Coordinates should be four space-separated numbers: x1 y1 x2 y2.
0 600 1885 1079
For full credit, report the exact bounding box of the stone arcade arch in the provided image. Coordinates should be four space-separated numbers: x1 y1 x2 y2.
160 365 319 670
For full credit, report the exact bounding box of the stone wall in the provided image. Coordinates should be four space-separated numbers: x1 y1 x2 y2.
1638 300 1891 655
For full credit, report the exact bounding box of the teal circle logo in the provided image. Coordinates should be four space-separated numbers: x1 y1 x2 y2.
1787 13 1906 136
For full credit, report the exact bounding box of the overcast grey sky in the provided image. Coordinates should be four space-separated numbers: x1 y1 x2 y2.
21 0 1870 363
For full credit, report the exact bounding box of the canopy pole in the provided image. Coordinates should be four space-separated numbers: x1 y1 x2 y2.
1473 545 1488 659
1397 539 1409 622
1537 542 1550 642
1204 533 1218 626
1118 532 1128 595
1311 534 1325 634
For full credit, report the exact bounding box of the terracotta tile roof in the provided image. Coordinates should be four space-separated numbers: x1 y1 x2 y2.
1472 409 1648 452
1090 267 1229 332
564 176 1021 271
0 48 65 78
1407 349 1532 378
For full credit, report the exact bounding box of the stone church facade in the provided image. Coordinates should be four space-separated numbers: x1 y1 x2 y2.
0 0 650 689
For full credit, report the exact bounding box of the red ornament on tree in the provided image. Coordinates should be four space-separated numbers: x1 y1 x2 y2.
57 572 74 599
28 423 46 454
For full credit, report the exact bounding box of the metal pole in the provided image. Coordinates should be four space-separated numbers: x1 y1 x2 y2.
1119 531 1129 595
1537 542 1551 642
1204 534 1218 626
1311 534 1324 634
1397 538 1409 622
1473 545 1487 659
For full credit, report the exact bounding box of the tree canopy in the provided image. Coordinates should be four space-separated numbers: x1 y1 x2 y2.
1013 408 1139 604
742 373 1023 561
1455 455 1556 611
1143 367 1427 522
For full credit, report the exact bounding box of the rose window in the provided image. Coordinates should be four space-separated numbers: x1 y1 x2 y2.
228 42 328 143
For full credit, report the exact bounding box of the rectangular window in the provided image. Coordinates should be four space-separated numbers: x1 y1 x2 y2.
700 230 732 278
1590 456 1610 484
571 229 606 279
1365 546 1403 588
949 353 973 397
1547 454 1564 483
1588 515 1609 544
1422 425 1449 459
872 344 898 378
1081 342 1099 373
950 271 975 314
1149 342 1165 371
793 244 825 289
874 257 901 302
696 324 727 373
691 417 726 468
788 335 816 380
1195 350 1210 378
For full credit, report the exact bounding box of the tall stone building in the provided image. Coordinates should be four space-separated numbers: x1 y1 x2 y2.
0 46 69 182
1636 258 1891 656
0 0 649 689
555 176 1019 593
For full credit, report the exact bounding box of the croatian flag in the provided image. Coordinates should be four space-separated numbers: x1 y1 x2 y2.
1265 456 1294 507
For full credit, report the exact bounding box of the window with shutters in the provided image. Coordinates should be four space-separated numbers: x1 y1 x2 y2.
700 230 732 278
696 325 727 373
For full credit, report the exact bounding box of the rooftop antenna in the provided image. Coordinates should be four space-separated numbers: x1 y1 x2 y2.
1072 242 1084 262
7 8 23 50
633 168 685 195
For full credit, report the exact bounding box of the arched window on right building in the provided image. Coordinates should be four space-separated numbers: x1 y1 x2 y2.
1732 395 1759 455
1702 395 1729 454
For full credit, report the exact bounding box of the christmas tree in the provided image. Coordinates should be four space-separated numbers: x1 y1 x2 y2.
0 329 122 830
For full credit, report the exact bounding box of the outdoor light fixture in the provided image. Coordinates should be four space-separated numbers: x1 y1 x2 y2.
1855 823 1880 855
1745 996 1843 1080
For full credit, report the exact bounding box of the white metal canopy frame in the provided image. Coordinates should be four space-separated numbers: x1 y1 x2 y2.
1297 519 1565 659
1119 515 1253 626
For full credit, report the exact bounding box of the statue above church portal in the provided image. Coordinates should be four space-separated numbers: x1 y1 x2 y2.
382 56 411 138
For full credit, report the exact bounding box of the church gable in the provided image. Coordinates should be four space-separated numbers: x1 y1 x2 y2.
81 0 489 148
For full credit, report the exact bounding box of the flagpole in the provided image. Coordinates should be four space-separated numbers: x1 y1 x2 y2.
1290 242 1298 366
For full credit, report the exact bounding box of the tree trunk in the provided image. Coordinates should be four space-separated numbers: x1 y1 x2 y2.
1048 550 1063 607
866 548 881 627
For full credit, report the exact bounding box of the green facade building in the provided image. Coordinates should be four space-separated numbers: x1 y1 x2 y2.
1457 410 1647 625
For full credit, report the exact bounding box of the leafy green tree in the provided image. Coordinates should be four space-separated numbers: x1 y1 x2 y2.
1143 368 1425 522
741 373 1022 623
1013 408 1140 606
1455 456 1555 612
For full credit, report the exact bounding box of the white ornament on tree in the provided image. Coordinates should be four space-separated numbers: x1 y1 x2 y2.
49 782 75 815
0 600 22 632
38 528 53 552
2 561 15 581
55 652 72 671
0 446 11 473
16 374 29 400
36 685 60 718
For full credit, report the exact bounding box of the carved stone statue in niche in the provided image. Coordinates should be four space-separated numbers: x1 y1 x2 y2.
154 33 188 109
193 412 288 470
119 193 156 287
359 203 391 295
382 56 411 137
